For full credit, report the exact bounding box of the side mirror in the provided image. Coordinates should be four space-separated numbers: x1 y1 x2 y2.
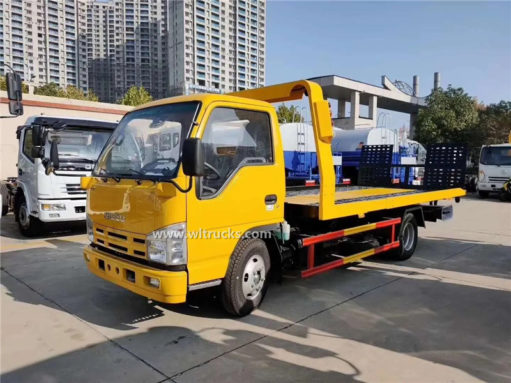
6 72 22 101
9 100 23 116
44 140 60 175
32 125 45 146
6 72 23 117
182 138 205 176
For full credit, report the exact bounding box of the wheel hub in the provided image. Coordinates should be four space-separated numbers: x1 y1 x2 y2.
402 222 415 252
241 254 265 300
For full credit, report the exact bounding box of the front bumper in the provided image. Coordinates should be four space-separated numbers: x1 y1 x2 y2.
37 199 87 222
478 182 504 192
84 245 188 304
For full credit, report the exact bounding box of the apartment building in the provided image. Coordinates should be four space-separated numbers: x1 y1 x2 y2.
86 1 113 101
168 0 266 96
86 0 169 102
0 0 87 90
1 0 266 101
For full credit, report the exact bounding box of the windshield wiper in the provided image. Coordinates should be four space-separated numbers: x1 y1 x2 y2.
114 169 154 185
97 169 120 183
59 155 95 163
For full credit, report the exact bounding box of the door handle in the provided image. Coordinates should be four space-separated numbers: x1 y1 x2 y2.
265 194 277 205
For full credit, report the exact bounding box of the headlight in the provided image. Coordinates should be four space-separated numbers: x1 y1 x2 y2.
86 214 94 243
478 170 485 182
147 223 187 265
41 203 66 211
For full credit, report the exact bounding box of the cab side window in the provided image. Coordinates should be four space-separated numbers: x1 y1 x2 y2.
22 129 34 161
199 107 273 198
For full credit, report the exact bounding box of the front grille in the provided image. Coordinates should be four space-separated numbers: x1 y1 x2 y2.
488 177 508 183
93 224 146 259
66 183 86 195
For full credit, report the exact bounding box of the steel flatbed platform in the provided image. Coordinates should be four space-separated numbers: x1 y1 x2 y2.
285 185 466 219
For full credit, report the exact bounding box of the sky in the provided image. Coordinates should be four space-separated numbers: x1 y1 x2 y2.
266 1 511 129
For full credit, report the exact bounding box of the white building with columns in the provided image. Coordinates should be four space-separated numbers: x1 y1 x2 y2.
309 74 439 138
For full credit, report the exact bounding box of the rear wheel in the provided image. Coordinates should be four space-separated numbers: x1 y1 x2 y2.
478 190 490 198
16 194 42 237
390 213 418 261
221 238 270 316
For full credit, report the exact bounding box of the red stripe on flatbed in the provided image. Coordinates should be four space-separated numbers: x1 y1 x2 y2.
301 258 346 278
301 218 401 247
301 240 401 278
375 218 401 228
302 229 346 247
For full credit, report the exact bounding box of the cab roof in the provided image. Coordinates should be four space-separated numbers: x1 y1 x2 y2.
131 93 273 113
483 143 511 148
23 115 118 130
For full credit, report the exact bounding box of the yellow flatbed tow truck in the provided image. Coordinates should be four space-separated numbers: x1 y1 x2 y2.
79 80 465 316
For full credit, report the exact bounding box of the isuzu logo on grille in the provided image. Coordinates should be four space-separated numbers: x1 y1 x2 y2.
104 212 126 222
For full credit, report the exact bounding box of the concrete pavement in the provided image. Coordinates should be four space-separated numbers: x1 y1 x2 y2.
1 196 510 382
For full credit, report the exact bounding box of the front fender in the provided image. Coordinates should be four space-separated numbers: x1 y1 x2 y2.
13 182 30 220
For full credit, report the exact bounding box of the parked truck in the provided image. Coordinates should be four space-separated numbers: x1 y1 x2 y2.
12 116 117 236
477 143 511 198
80 80 466 316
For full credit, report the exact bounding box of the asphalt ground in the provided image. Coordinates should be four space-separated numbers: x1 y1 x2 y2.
1 195 510 382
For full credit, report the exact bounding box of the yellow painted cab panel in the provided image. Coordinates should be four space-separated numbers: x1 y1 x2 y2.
87 179 186 235
186 101 285 284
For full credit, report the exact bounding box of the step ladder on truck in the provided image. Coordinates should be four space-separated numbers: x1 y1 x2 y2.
80 80 466 316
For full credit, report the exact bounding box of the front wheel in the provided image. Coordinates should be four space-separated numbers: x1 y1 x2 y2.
16 196 42 237
389 213 418 261
221 239 271 316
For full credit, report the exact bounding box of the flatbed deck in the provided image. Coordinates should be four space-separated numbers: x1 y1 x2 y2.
285 186 466 219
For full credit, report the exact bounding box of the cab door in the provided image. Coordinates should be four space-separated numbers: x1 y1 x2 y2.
18 127 38 212
186 103 285 284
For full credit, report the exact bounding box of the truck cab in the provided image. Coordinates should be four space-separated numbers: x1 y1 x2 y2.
15 116 117 236
477 144 511 197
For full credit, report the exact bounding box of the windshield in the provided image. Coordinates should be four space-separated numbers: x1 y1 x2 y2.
46 128 112 163
94 102 200 179
480 146 511 166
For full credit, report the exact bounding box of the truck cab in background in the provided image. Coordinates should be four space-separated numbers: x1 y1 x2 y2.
477 144 511 198
14 116 117 236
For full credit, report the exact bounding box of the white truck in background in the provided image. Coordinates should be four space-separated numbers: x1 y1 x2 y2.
12 116 117 236
477 143 511 198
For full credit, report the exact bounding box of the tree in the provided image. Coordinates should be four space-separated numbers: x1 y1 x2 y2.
34 83 66 97
86 89 99 102
34 83 99 102
64 85 99 101
415 86 481 158
276 104 304 123
416 86 479 145
119 86 153 106
64 85 87 100
479 101 511 145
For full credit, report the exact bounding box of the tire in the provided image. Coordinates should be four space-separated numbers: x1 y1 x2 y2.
221 238 271 316
1 183 9 216
478 190 490 198
15 193 42 237
389 213 418 261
